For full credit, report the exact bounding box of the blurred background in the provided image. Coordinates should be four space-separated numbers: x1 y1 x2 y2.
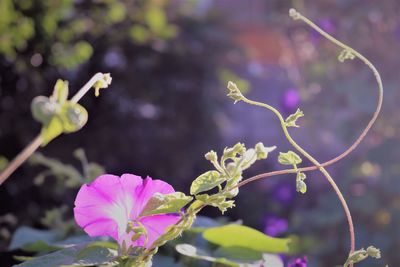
0 0 399 266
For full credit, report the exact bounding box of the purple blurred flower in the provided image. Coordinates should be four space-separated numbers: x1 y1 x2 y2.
74 174 180 249
273 182 295 205
311 19 336 43
288 256 308 267
263 216 288 237
281 89 301 115
394 25 400 41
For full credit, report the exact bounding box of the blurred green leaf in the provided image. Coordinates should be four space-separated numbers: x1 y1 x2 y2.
176 243 239 267
9 226 60 252
145 7 167 33
14 243 118 267
203 225 292 254
107 2 126 23
130 25 150 43
215 247 284 267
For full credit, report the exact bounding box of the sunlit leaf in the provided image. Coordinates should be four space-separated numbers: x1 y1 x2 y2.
140 192 192 216
190 170 225 195
278 151 302 165
284 108 304 128
203 225 292 254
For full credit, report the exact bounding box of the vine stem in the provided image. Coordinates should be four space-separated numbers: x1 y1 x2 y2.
0 73 106 186
235 9 383 264
240 96 356 255
291 9 383 168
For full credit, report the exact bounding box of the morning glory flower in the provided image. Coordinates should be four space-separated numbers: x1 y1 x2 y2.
74 174 180 249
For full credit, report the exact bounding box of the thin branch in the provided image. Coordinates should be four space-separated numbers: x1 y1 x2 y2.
0 135 42 185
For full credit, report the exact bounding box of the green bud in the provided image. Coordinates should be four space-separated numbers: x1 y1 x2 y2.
60 103 88 133
296 179 307 194
295 172 307 194
289 8 300 20
93 73 112 97
227 81 244 104
338 49 355 63
205 150 218 162
223 143 246 159
366 246 381 259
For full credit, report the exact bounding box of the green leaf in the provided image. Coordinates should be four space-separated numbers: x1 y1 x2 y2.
140 192 193 216
284 108 304 127
215 247 284 267
190 170 225 195
9 227 60 252
202 225 292 254
14 243 118 267
214 246 263 261
278 151 302 165
175 244 239 267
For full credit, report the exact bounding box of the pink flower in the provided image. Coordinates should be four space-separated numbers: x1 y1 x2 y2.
74 174 180 249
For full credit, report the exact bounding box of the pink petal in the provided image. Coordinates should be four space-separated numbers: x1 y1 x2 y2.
138 214 181 247
74 174 143 242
